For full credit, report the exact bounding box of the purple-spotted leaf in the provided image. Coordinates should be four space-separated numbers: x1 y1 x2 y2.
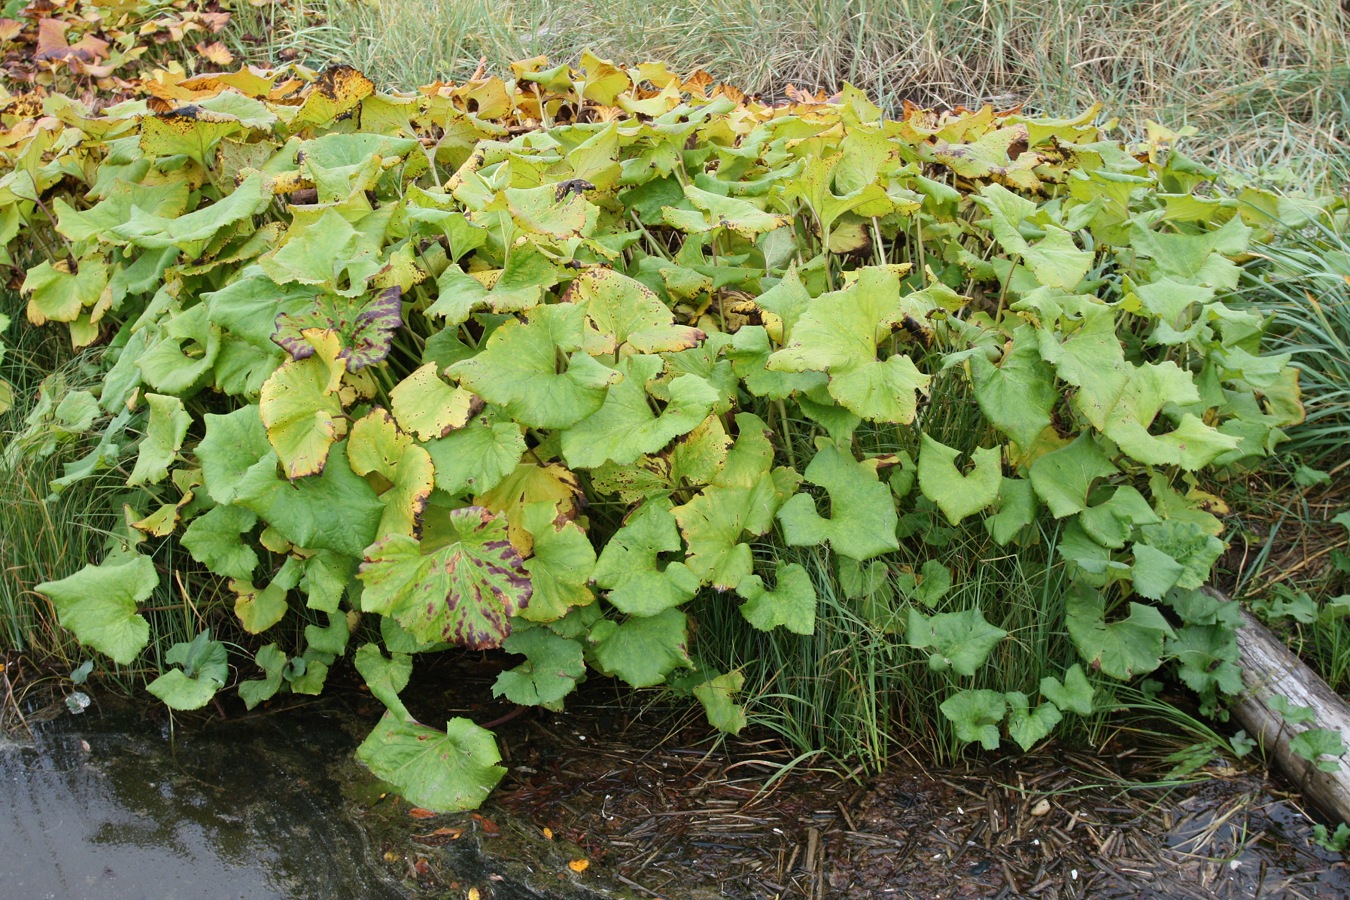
358 507 532 650
272 287 403 371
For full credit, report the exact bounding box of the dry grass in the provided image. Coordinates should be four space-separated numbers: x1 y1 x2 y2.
230 0 1350 186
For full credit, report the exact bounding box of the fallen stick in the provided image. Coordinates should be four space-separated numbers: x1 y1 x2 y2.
1210 587 1350 825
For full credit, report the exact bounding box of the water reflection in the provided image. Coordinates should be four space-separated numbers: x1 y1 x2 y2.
0 700 405 900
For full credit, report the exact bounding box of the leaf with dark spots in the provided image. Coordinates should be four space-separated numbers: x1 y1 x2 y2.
273 287 403 371
358 507 532 650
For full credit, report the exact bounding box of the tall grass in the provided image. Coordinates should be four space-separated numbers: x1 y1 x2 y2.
690 370 1091 767
1244 212 1350 472
0 296 248 685
228 0 1350 187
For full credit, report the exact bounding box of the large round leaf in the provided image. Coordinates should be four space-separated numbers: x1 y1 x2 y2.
358 507 532 649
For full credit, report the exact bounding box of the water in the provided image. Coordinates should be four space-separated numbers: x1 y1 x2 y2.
0 698 405 900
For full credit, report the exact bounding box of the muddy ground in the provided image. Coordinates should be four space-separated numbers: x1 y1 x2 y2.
365 655 1350 899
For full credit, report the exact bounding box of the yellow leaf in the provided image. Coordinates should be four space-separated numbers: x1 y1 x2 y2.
568 858 589 873
195 41 234 67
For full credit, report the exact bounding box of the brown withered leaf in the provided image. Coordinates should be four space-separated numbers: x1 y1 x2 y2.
195 40 233 67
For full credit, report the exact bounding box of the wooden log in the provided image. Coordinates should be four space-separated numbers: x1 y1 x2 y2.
1210 587 1350 825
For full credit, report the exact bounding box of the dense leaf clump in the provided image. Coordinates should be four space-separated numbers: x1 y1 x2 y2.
1 55 1312 810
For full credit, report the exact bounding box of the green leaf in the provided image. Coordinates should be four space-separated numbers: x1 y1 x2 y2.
1134 520 1225 593
1036 305 1129 431
233 557 301 634
906 607 1008 677
971 324 1057 451
429 245 558 324
1029 433 1117 518
147 631 228 711
1101 362 1239 470
197 406 272 506
181 505 259 581
389 363 480 441
501 184 597 237
693 670 747 735
1130 217 1251 291
940 689 1006 750
1040 664 1095 715
662 184 789 238
592 414 731 503
259 330 348 480
238 644 286 710
259 207 381 295
976 184 1092 290
985 477 1038 546
139 108 242 167
1065 584 1175 680
448 303 620 430
518 501 596 622
1079 485 1160 550
1289 728 1347 773
917 436 1002 525
673 413 798 590
35 554 155 666
1269 694 1317 725
736 563 817 635
358 507 532 650
354 642 413 718
356 712 506 813
587 607 693 687
568 267 704 353
306 606 349 655
726 325 824 399
1003 691 1063 752
234 441 385 558
1169 623 1244 700
424 411 526 497
906 559 954 607
1130 542 1187 601
492 626 586 711
127 393 191 486
22 257 110 326
777 441 899 560
112 172 270 256
592 500 700 616
561 354 718 469
767 268 931 423
137 304 221 396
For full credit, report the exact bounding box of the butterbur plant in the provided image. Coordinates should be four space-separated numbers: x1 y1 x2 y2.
2 54 1313 810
